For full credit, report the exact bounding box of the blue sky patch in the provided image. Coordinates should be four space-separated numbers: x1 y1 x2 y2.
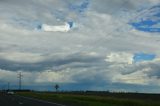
131 20 160 32
131 5 160 32
133 53 156 62
68 0 90 13
68 21 74 28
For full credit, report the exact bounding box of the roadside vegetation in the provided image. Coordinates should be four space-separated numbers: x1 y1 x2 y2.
17 92 160 106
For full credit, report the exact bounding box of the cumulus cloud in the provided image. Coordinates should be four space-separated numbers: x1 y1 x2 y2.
105 52 133 64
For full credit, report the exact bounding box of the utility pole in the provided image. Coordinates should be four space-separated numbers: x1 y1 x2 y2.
18 72 23 90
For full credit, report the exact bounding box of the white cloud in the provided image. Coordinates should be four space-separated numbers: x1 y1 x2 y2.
35 70 75 83
41 23 72 32
113 68 151 85
105 52 134 64
0 69 17 83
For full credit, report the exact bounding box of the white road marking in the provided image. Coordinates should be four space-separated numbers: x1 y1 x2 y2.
17 95 66 106
18 102 23 105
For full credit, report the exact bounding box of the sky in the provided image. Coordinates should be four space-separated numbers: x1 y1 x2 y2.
0 0 160 93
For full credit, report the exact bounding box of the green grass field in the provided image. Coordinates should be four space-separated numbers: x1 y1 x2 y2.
16 92 160 106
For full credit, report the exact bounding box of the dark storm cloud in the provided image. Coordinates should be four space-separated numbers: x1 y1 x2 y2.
0 52 103 72
120 61 160 79
146 64 160 79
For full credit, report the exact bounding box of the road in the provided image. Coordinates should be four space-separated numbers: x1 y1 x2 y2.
0 93 66 106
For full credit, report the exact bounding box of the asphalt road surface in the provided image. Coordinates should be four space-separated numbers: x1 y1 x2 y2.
0 93 66 106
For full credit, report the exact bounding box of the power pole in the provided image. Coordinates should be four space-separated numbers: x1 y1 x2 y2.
18 72 23 90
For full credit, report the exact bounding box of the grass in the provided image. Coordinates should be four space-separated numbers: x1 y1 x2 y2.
16 92 160 106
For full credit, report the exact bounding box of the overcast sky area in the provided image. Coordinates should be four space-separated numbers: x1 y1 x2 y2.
0 0 160 93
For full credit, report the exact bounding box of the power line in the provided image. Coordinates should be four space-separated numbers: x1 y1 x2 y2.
18 72 23 90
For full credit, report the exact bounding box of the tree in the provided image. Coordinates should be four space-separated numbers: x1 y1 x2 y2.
54 84 59 92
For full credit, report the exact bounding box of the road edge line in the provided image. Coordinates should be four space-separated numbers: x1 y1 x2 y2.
16 95 67 106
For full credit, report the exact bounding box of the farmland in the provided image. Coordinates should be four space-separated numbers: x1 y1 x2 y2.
16 91 160 106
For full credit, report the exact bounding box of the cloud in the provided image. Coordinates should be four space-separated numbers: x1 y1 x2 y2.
0 52 45 63
0 0 160 92
112 59 160 86
105 52 134 64
0 52 103 71
41 22 74 32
